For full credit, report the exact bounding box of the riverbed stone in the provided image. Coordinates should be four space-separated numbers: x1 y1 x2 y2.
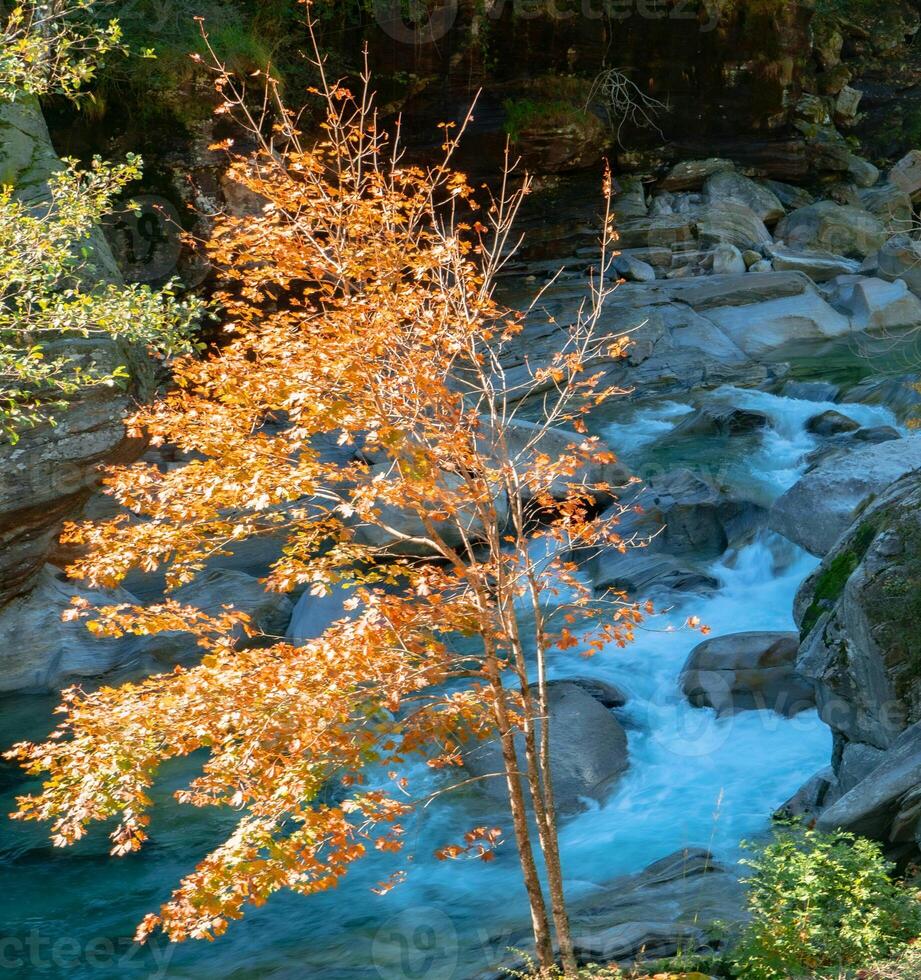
613 252 656 282
775 202 887 258
461 681 629 814
769 434 921 556
710 242 746 275
695 201 773 251
703 170 785 224
830 276 921 330
767 243 860 282
616 214 696 249
859 184 913 232
806 409 860 436
680 631 814 717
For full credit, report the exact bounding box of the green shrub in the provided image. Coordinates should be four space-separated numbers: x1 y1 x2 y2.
731 827 921 980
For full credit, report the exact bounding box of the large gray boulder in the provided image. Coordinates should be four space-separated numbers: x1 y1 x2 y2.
877 234 921 296
703 170 785 224
695 201 773 251
889 149 921 197
767 243 860 282
769 435 921 556
795 472 921 750
681 631 815 717
818 722 921 843
859 184 913 233
775 201 887 259
660 158 735 192
827 276 921 330
461 681 629 814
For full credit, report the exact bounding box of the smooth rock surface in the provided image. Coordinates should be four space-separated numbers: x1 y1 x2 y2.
775 201 887 259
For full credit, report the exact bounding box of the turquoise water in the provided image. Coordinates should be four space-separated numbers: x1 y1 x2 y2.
2 383 888 979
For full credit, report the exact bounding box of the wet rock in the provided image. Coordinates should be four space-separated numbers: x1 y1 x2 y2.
852 425 902 443
780 379 839 402
767 243 860 282
670 406 769 438
703 170 785 224
776 768 841 822
659 158 735 192
710 243 746 275
549 676 628 709
806 409 860 436
613 252 656 283
889 149 921 197
590 550 719 598
769 435 921 556
775 201 887 259
841 375 921 420
568 848 745 965
680 631 814 717
461 681 629 814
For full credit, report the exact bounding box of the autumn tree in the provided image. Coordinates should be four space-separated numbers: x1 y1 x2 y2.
6 22 695 974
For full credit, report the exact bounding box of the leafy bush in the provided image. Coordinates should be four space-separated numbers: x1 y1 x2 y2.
731 827 921 980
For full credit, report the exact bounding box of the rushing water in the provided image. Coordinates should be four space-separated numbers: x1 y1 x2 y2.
0 385 903 980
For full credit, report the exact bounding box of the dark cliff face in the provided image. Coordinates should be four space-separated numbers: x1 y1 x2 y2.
359 1 814 143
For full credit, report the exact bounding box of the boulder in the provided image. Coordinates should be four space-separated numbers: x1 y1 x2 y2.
695 201 773 251
748 259 773 273
590 550 720 597
568 848 745 964
859 184 913 233
780 379 840 402
839 741 887 794
775 202 887 259
461 681 629 814
828 276 921 330
877 234 921 296
769 434 921 556
287 584 353 643
776 768 841 822
613 252 656 283
841 374 921 420
845 153 879 189
0 565 292 693
659 158 735 192
613 176 648 220
703 170 785 224
702 279 852 357
491 848 744 976
669 406 769 438
818 722 921 842
742 249 763 268
889 149 921 197
763 179 814 211
680 631 815 717
795 472 921 748
835 86 863 125
767 243 860 282
710 242 746 275
806 409 860 436
616 214 695 249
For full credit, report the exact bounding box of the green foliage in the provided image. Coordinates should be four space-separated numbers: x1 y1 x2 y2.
731 827 921 980
503 97 592 142
800 520 877 639
0 155 202 440
0 0 125 100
